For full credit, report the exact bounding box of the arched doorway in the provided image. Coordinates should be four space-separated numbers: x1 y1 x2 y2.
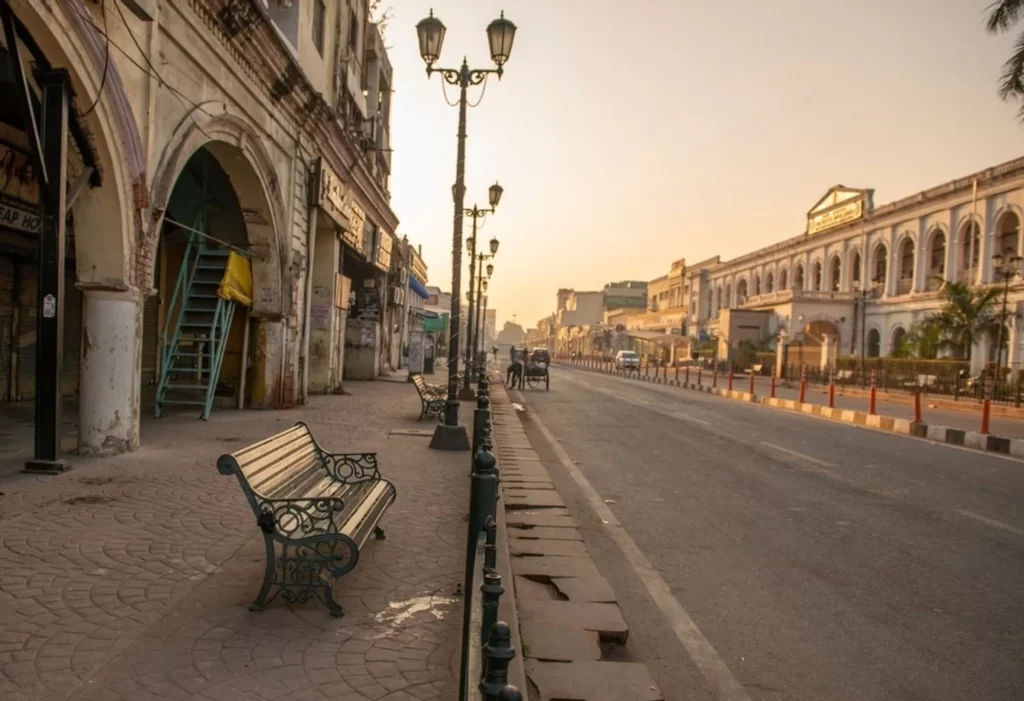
148 127 286 418
866 328 881 357
0 2 141 456
959 220 980 281
890 326 908 356
794 318 840 372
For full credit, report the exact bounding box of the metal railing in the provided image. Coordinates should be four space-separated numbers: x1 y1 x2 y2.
459 373 522 701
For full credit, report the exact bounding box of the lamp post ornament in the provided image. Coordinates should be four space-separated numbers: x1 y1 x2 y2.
417 9 517 451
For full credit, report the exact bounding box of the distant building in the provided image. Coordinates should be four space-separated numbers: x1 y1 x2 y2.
603 280 648 311
497 321 526 346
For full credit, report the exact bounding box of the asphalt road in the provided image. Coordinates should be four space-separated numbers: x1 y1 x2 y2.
511 367 1024 701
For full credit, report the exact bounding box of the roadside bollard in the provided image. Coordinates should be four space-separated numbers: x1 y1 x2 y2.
913 388 922 424
644 359 649 378
869 369 878 415
749 371 755 395
981 376 993 434
684 365 690 387
712 367 718 388
663 363 668 383
499 685 522 701
770 374 776 398
675 364 679 385
727 368 734 391
483 515 498 572
697 366 703 386
473 391 491 458
480 568 504 645
799 365 807 404
827 371 835 409
480 622 516 699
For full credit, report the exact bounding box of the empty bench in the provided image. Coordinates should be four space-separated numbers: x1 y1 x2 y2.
217 422 397 616
412 373 446 420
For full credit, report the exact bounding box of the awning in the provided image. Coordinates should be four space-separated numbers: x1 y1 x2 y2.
409 276 430 299
627 331 688 344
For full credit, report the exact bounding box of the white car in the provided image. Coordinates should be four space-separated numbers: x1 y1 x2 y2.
614 350 640 370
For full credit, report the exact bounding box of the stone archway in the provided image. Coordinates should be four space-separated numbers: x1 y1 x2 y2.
148 113 290 409
4 1 147 456
148 111 288 318
799 317 841 371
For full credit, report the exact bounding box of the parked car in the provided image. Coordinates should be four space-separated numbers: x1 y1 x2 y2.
614 350 640 369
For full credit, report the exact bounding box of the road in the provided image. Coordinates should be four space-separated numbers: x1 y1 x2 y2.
511 366 1024 701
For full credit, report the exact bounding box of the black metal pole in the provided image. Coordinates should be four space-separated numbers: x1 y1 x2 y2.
461 225 478 396
995 272 1010 395
430 61 472 451
481 293 489 357
474 257 484 360
25 70 71 473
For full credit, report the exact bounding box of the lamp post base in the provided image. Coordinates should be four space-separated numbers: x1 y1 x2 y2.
23 458 71 475
429 423 471 451
457 386 477 401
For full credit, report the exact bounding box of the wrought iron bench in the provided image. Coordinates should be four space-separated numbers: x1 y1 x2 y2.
412 373 446 420
217 422 396 617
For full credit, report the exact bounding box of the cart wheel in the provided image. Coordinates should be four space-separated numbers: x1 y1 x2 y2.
527 374 541 389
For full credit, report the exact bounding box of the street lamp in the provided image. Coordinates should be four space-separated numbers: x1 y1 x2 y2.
992 251 1022 390
460 184 503 398
417 9 517 451
470 256 496 374
479 279 490 355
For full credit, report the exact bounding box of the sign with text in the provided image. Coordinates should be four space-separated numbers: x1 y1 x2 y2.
0 197 40 234
808 197 863 235
373 230 393 272
342 198 366 254
0 142 39 205
313 157 349 230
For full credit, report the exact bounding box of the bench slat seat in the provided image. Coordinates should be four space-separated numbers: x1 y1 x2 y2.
411 373 446 421
217 422 396 616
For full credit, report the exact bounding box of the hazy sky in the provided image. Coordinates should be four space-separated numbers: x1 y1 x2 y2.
386 0 1023 329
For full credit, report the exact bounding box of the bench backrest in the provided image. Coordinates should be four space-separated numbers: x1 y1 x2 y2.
217 423 325 503
412 374 427 390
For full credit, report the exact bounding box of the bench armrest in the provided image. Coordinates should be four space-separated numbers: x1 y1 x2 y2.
323 452 381 483
257 497 347 538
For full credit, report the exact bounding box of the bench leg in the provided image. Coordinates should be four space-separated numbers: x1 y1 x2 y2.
374 525 386 540
249 538 276 613
323 585 345 618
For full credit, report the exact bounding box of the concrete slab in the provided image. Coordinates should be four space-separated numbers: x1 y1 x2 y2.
505 509 577 528
526 660 664 701
507 525 583 540
511 555 601 579
519 601 629 642
509 538 589 557
504 490 566 508
514 575 557 601
520 622 601 662
552 576 617 603
504 481 556 491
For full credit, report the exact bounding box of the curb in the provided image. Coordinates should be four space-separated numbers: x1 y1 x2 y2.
558 363 1021 458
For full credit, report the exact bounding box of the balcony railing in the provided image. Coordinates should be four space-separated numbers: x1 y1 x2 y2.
742 288 856 308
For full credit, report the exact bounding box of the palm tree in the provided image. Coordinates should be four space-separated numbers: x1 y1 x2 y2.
925 281 1003 359
986 0 1024 119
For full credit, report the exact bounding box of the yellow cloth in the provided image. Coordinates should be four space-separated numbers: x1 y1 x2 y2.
217 252 253 307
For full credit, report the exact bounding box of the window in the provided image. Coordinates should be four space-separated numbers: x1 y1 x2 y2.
313 0 325 55
349 9 359 51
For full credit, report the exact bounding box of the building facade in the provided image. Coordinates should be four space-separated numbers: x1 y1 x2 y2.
0 0 402 454
685 158 1024 374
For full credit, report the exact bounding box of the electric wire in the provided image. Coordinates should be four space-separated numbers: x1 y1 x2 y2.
79 0 109 118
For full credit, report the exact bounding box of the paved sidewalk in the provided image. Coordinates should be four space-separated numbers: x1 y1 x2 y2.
0 381 468 701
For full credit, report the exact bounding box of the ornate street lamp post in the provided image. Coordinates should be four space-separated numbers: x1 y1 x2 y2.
416 9 517 451
475 261 494 359
992 251 1022 393
461 194 502 398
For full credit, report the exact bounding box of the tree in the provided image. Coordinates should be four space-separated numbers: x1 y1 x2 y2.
891 320 943 359
924 281 1003 359
985 0 1024 119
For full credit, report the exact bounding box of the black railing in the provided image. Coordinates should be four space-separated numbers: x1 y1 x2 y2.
459 373 521 701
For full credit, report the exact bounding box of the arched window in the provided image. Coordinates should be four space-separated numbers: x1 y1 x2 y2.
794 264 804 289
959 220 980 280
830 257 841 292
898 237 915 294
928 230 946 289
873 244 888 287
851 251 862 286
736 279 748 304
766 271 774 293
812 261 823 291
998 211 1021 257
753 274 761 296
890 326 908 356
780 268 788 290
725 283 732 308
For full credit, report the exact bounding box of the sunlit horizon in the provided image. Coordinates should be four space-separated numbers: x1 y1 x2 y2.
386 0 1022 331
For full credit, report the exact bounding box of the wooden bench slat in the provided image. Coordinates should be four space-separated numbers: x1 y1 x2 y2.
242 443 319 495
340 481 393 544
232 425 308 461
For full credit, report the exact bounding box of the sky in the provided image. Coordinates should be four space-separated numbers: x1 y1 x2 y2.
384 0 1023 330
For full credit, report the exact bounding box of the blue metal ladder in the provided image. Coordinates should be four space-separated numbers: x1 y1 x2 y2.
154 224 237 420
